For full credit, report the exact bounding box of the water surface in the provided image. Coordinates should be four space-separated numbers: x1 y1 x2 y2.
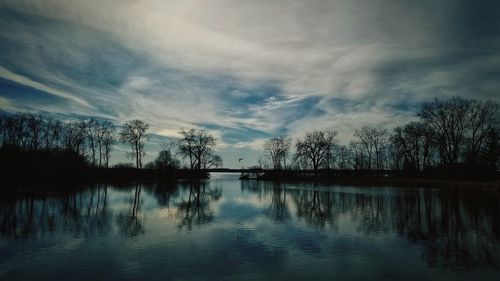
1 173 499 280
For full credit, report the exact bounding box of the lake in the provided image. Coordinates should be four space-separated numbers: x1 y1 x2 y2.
1 173 499 280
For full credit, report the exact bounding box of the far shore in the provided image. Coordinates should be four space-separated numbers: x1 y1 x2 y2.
1 167 499 192
252 176 500 190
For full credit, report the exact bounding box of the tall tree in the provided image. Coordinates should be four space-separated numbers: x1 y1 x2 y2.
480 128 500 170
97 121 115 168
391 121 433 171
62 120 88 156
336 145 352 170
119 120 149 169
464 99 499 164
418 97 499 166
177 128 221 170
294 131 337 173
353 126 389 170
264 136 292 170
85 118 99 166
41 118 63 150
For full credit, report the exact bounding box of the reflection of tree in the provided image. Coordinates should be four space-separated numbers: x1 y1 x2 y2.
350 192 390 233
147 181 179 207
243 182 500 270
0 185 110 238
116 184 144 237
393 190 500 270
292 188 338 229
176 181 221 230
266 184 290 222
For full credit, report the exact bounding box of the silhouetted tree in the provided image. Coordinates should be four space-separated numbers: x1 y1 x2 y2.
418 97 468 165
86 118 99 166
336 145 352 170
464 99 499 164
353 126 389 170
264 136 292 170
177 128 221 170
201 153 223 169
62 120 89 156
119 119 149 169
349 140 366 170
418 97 499 168
480 128 499 170
25 113 43 151
96 121 115 168
294 130 337 173
392 121 434 172
41 117 63 150
151 149 180 170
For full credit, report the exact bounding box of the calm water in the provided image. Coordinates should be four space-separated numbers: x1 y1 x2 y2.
1 174 499 281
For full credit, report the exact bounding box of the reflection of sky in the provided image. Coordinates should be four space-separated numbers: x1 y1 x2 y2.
1 179 499 280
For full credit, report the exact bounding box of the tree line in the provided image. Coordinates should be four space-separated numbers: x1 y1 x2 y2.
0 113 115 167
262 96 499 177
1 96 497 177
0 113 223 171
118 122 223 170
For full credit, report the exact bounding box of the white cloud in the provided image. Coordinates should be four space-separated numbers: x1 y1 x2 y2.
1 0 499 167
0 66 91 107
231 138 267 151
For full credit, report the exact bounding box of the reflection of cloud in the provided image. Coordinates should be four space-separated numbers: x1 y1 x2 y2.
217 201 263 221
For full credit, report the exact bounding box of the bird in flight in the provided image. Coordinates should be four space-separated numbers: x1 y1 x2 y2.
238 157 244 162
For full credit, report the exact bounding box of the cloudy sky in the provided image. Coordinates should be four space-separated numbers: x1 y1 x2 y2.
0 0 499 167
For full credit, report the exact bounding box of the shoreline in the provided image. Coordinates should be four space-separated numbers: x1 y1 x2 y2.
2 167 499 191
251 176 500 190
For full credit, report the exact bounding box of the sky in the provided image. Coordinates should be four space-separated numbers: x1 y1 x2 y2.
0 0 499 168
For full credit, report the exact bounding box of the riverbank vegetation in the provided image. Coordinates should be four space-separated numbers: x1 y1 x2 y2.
0 96 498 184
260 96 499 181
0 113 222 184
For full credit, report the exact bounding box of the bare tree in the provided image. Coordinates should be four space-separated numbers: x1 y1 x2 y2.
201 153 223 169
62 120 88 156
294 131 337 173
7 113 29 148
418 97 500 167
119 120 149 169
96 121 115 168
101 122 115 168
418 97 470 165
349 140 366 170
480 128 499 170
264 136 292 170
464 99 499 164
85 118 99 166
256 155 265 169
392 121 433 171
177 128 221 170
336 145 352 170
41 118 63 150
353 126 389 170
25 114 43 151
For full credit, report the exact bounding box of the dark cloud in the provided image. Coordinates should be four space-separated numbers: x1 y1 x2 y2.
0 0 499 167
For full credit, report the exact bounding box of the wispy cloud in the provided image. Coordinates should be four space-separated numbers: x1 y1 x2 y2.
0 0 499 167
0 66 90 107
